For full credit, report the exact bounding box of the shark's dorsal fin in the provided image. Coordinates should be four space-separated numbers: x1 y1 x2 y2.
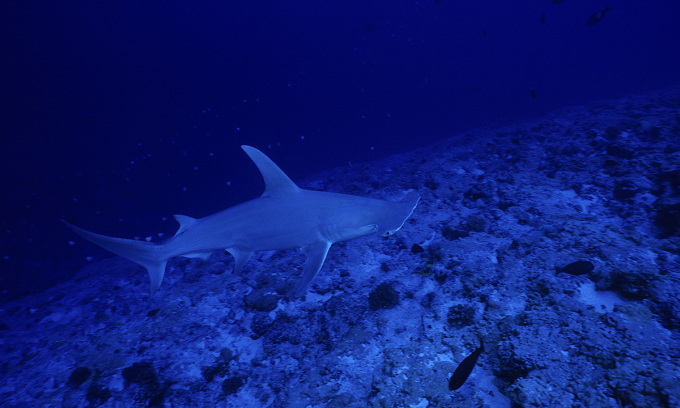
174 214 197 237
241 145 299 197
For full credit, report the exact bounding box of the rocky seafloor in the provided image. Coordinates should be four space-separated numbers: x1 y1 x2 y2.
2 88 680 407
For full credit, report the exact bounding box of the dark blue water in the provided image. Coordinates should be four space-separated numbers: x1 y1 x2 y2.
2 0 680 300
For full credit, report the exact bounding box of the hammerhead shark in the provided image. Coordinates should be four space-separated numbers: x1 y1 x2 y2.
63 145 419 297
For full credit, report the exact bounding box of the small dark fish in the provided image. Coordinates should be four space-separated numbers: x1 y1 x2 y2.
449 343 484 391
552 0 564 4
561 260 594 276
531 89 537 100
587 6 611 26
540 13 546 24
364 23 378 31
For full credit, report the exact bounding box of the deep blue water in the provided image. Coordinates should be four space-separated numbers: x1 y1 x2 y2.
2 0 680 300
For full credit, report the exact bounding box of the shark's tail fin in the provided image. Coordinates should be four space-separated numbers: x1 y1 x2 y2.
61 220 168 294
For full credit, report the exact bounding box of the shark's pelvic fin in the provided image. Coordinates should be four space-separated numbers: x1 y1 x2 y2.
294 241 332 297
227 248 253 273
241 145 300 197
61 219 168 294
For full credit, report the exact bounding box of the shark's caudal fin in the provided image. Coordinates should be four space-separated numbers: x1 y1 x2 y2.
61 220 168 294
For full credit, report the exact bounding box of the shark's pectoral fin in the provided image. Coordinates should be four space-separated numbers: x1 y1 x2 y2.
227 248 253 273
294 241 332 297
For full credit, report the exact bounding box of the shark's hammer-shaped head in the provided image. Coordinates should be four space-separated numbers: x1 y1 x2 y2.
373 190 420 236
316 190 420 243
